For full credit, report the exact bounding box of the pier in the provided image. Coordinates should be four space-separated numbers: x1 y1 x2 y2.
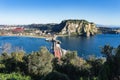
46 35 67 59
53 40 62 59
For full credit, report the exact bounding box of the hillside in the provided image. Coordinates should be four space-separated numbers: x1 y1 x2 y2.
53 20 98 37
22 19 98 37
2 21 120 36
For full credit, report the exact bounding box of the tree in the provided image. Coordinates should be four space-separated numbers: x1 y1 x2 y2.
0 72 31 80
3 51 25 72
11 51 25 62
27 47 54 78
113 45 120 80
41 71 70 80
53 51 91 80
101 45 113 60
87 57 104 78
99 45 120 80
1 43 11 53
115 45 120 56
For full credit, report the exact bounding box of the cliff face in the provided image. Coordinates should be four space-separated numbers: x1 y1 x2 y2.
59 20 98 37
26 19 98 37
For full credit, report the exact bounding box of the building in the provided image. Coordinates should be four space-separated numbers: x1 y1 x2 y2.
12 27 24 33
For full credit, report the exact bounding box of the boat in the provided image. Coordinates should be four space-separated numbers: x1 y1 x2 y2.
45 38 52 41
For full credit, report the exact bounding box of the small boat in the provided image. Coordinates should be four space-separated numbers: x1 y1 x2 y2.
45 38 52 41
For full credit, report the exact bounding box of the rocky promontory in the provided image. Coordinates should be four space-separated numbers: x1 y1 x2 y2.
25 19 98 37
56 20 98 37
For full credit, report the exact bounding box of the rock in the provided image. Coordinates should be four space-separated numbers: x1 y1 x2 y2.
26 19 98 37
59 20 98 37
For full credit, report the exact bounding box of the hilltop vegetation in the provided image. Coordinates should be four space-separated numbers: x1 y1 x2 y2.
0 45 120 80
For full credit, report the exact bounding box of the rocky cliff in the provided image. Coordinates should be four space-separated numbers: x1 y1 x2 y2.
27 19 98 37
58 20 98 37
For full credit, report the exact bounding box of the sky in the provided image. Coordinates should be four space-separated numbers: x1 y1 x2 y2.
0 0 120 25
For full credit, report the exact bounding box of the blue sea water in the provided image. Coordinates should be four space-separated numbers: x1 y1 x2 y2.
0 36 52 54
0 34 120 58
57 34 120 58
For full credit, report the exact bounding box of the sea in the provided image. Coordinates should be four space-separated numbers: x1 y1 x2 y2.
0 36 52 54
57 34 120 58
0 34 120 58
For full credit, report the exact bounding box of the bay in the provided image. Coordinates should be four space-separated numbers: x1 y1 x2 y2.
0 34 120 58
57 34 120 58
0 36 52 54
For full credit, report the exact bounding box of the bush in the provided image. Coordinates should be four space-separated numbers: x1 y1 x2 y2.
0 72 31 80
41 71 70 80
27 47 54 77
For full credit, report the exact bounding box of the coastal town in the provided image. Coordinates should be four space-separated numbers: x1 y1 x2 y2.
0 25 52 37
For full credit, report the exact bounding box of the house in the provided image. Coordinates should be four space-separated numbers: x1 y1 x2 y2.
12 27 24 33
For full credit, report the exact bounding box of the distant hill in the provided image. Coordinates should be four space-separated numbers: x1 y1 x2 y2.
26 19 98 37
96 24 120 28
1 20 120 35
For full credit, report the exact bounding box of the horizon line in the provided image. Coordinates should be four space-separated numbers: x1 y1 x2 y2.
0 19 120 27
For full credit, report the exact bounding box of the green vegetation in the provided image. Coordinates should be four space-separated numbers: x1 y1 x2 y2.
0 45 120 80
27 47 53 79
62 19 89 24
0 72 31 80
